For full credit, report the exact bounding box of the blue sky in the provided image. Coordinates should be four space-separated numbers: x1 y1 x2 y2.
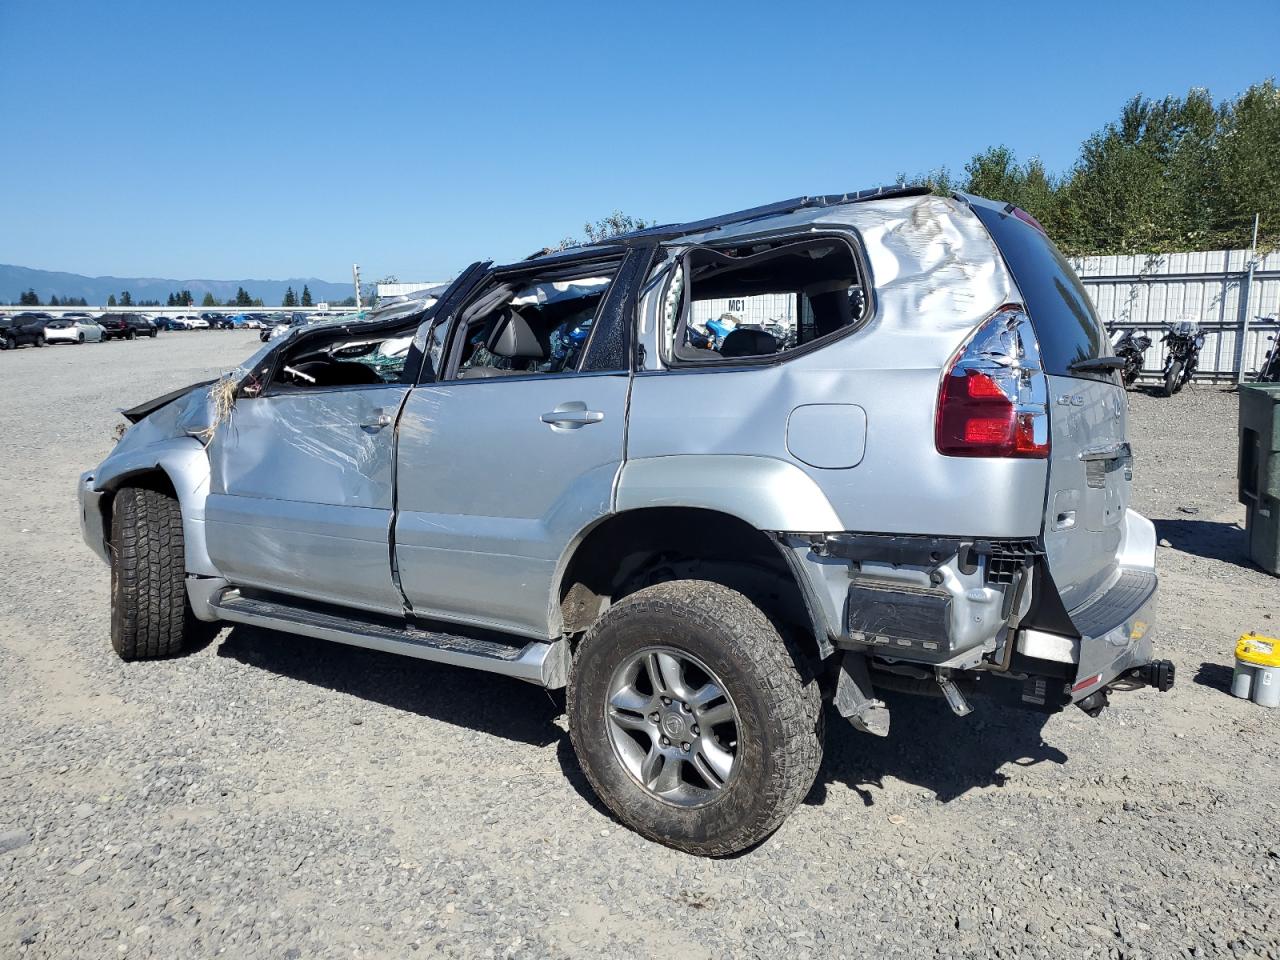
1 0 1276 284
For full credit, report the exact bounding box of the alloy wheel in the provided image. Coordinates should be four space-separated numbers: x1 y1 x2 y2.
604 646 741 807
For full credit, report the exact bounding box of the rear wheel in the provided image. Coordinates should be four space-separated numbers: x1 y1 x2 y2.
109 485 198 660
78 333 85 344
567 580 823 856
0 336 9 350
126 330 136 341
1164 359 1183 397
33 335 45 348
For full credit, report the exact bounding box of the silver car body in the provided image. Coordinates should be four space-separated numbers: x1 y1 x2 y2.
78 191 1158 706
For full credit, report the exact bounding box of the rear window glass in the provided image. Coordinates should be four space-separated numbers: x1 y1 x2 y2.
971 205 1111 381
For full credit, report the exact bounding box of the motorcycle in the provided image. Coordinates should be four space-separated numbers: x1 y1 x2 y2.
1255 317 1280 383
1110 327 1152 387
1159 320 1205 396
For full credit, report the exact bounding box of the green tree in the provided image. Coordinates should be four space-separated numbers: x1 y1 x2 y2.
233 287 253 307
107 294 117 307
558 211 654 250
18 288 39 305
120 291 133 306
201 292 217 307
49 295 61 306
282 286 297 307
300 284 313 307
166 292 176 306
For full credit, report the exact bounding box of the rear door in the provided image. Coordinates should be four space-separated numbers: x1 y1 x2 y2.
970 201 1129 611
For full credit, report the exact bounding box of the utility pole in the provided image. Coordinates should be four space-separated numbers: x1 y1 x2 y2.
1238 213 1261 384
353 263 362 311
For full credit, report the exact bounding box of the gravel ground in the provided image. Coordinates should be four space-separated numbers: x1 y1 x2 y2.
1 334 1278 959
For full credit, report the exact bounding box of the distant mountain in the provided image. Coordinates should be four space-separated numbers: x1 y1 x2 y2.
0 264 356 306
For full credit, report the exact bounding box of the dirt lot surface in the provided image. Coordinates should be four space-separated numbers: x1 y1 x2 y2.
1 333 1278 959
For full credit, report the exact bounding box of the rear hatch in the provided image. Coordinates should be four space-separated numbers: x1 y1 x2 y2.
968 200 1129 613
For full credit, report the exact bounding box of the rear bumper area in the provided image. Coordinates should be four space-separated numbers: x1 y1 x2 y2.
1064 568 1157 702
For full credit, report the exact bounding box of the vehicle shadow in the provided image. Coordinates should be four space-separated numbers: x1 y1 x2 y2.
1193 660 1236 693
216 624 565 748
809 693 1066 807
214 626 1068 826
1153 517 1254 569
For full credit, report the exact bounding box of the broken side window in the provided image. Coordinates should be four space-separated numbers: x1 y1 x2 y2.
666 238 867 364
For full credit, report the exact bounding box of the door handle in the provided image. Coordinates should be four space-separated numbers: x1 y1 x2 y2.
361 409 394 430
540 405 605 428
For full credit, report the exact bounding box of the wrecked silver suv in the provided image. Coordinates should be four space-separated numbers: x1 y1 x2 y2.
78 188 1173 855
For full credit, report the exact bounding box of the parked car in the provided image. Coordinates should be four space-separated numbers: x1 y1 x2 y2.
78 187 1173 856
99 314 158 340
0 312 51 349
204 313 234 330
44 316 105 344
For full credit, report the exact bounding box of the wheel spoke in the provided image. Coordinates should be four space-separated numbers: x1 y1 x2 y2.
608 708 651 733
652 754 683 794
696 737 735 784
690 681 724 710
655 652 690 699
643 653 668 696
639 744 664 789
608 684 651 715
697 701 735 728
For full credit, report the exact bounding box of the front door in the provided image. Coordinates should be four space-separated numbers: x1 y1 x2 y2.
206 384 411 614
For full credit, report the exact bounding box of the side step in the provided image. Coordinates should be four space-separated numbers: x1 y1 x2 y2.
209 591 569 688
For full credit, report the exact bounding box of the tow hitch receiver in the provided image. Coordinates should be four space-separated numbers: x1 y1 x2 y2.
1128 659 1176 692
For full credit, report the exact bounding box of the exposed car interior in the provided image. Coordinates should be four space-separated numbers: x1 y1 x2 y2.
252 316 432 394
449 262 620 380
667 238 866 362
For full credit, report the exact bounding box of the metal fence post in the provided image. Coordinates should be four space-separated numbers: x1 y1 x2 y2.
1238 213 1261 383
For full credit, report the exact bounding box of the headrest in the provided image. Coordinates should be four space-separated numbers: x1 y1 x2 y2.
490 309 547 360
719 328 777 358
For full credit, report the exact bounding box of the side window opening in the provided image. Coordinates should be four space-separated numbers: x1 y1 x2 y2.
254 316 431 394
450 263 620 380
668 238 866 363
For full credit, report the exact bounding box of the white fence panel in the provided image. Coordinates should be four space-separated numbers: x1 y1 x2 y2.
1072 247 1279 382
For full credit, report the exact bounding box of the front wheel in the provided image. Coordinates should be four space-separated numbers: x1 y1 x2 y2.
1164 359 1183 397
567 580 823 856
126 330 136 340
109 485 199 660
33 335 45 348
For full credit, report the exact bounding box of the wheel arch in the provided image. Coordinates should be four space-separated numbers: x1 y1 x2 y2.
554 505 831 661
94 438 219 577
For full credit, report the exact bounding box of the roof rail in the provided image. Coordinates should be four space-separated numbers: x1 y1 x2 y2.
614 184 931 243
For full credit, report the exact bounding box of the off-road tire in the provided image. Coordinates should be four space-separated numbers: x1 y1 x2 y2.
109 485 195 660
567 580 823 856
1164 359 1184 397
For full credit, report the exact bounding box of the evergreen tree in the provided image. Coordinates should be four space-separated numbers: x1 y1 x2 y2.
282 286 297 307
201 292 217 306
18 289 39 305
301 285 313 307
167 293 176 306
107 294 117 307
49 295 61 306
120 291 133 306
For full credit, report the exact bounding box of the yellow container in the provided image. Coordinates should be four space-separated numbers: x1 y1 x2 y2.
1236 633 1280 668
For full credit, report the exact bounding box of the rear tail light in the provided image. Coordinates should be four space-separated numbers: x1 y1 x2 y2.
936 304 1049 458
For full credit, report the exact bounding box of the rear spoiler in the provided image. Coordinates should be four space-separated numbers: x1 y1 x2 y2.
120 378 217 424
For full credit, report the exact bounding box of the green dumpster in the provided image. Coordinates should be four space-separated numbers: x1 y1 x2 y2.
1238 383 1280 575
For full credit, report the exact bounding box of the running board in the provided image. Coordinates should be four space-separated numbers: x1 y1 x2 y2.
209 591 569 688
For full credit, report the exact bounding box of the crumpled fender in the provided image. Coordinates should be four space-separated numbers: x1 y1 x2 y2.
92 436 218 577
614 455 842 531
